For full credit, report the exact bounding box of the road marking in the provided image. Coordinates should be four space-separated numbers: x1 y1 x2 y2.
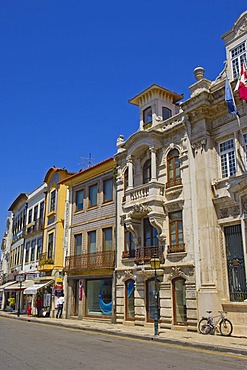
1 316 246 361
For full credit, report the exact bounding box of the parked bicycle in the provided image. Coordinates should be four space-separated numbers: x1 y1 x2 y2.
198 310 233 336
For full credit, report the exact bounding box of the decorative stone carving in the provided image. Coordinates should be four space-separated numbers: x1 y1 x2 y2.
242 196 247 213
129 204 152 216
191 138 207 154
122 270 136 282
218 205 240 219
236 17 247 36
168 266 194 280
164 200 184 213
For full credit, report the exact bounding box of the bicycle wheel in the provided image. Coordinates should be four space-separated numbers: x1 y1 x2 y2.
198 318 211 334
219 319 233 336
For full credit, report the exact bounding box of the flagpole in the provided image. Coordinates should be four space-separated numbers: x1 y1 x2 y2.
235 103 247 172
226 73 247 172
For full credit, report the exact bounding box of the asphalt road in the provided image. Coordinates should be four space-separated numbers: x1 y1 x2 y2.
0 317 246 370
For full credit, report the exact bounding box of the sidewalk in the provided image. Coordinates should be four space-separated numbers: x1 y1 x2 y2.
1 311 247 356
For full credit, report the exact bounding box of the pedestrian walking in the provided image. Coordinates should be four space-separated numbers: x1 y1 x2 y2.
56 294 64 319
36 295 42 317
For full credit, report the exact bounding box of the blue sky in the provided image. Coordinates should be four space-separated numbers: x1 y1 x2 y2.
0 1 246 237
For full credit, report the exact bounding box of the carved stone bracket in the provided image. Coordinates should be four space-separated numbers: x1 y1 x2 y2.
149 215 166 243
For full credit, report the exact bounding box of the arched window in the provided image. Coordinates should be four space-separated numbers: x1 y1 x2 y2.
143 159 151 184
166 149 181 188
172 278 187 325
125 279 135 320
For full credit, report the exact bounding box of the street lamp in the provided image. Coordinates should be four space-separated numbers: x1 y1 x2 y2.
16 274 25 317
150 254 160 336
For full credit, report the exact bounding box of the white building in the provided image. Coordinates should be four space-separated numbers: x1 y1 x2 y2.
114 12 247 335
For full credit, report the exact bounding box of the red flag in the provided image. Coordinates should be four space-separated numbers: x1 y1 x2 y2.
235 63 247 100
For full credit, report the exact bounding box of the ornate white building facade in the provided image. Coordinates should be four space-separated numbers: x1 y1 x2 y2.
114 12 247 335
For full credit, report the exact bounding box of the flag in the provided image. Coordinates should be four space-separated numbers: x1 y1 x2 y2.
225 78 238 115
234 63 247 100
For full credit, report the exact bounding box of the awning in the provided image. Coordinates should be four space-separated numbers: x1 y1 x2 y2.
24 280 53 295
4 280 34 292
0 281 17 291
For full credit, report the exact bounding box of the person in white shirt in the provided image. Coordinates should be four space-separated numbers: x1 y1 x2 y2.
56 294 65 319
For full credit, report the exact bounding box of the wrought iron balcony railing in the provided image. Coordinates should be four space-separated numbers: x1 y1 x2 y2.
23 218 44 236
38 252 54 266
167 243 185 253
135 245 164 265
65 250 115 272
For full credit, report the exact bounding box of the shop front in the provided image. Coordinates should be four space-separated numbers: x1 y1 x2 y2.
24 280 53 317
86 278 112 317
67 276 113 319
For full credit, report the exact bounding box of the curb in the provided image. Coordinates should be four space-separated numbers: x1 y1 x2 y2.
1 313 247 357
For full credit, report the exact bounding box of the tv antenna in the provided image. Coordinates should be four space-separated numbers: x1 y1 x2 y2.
79 153 93 169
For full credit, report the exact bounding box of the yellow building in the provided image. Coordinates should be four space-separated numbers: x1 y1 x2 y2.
37 167 74 316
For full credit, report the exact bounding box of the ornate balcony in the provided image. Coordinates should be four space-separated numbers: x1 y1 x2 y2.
65 250 115 272
124 182 165 206
38 252 54 272
135 245 164 265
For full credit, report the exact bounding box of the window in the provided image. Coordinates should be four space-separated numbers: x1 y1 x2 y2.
48 233 54 259
25 241 30 263
143 159 151 184
103 178 113 203
74 234 82 255
89 184 98 207
124 226 135 258
50 190 56 212
88 230 96 253
36 238 42 260
76 189 84 211
219 139 236 178
224 225 247 301
39 201 44 219
31 239 36 261
87 279 112 316
172 278 187 325
162 107 172 120
103 228 112 251
144 218 159 247
125 280 135 319
231 42 247 79
28 209 32 224
168 211 184 253
146 278 160 322
143 106 152 124
33 205 38 221
167 149 181 188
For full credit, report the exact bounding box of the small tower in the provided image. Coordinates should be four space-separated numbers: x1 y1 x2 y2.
128 84 183 130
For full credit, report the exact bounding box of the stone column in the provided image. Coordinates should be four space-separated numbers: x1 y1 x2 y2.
150 147 157 181
127 155 133 189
